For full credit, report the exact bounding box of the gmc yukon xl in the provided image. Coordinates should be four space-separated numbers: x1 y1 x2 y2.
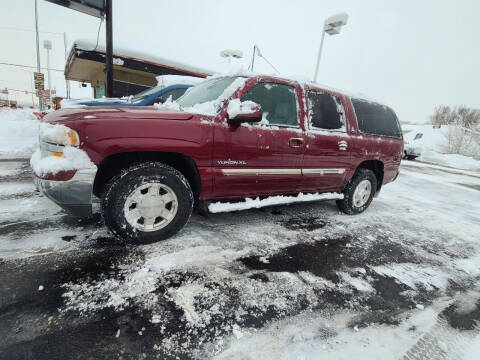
32 75 403 243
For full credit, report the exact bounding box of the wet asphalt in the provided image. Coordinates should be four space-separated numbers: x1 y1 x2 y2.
0 159 479 359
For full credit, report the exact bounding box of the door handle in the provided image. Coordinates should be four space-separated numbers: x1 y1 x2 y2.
289 138 304 148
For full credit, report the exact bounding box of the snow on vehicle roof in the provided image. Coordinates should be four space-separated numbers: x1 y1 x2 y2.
74 39 214 77
207 71 388 107
155 75 205 88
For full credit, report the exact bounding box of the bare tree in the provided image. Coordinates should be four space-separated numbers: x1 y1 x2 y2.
432 105 480 159
430 105 480 128
430 105 451 125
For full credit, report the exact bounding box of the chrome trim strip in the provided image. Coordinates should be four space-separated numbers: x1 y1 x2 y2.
221 168 346 176
221 168 301 176
302 168 346 175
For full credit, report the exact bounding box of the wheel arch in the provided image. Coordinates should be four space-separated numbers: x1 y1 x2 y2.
353 160 384 192
93 151 201 205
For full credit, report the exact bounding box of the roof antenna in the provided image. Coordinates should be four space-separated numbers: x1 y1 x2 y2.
250 44 280 74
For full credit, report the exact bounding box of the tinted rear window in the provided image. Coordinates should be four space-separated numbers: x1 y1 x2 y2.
352 99 402 138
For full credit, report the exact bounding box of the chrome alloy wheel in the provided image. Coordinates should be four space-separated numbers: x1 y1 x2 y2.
352 179 372 208
123 182 178 232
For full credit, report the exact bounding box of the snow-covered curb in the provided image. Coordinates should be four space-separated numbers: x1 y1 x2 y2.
208 192 343 213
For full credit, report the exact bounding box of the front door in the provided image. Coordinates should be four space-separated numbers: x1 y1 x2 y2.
212 79 305 198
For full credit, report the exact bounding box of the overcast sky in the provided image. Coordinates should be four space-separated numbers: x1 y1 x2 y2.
1 0 479 123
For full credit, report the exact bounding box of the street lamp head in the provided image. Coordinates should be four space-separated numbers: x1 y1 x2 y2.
220 49 243 59
313 12 349 82
324 12 349 35
43 39 52 50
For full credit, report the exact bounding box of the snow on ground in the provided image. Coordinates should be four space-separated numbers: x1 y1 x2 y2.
401 158 480 178
0 109 39 159
1 157 479 359
403 124 480 170
418 151 480 171
1 112 479 358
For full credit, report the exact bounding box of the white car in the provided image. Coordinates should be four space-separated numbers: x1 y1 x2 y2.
403 133 423 160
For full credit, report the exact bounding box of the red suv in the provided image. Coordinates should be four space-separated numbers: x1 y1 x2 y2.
32 75 403 243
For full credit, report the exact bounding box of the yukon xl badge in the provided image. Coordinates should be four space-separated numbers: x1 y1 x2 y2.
218 160 247 165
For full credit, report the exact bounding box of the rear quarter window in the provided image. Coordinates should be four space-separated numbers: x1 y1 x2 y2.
352 99 402 138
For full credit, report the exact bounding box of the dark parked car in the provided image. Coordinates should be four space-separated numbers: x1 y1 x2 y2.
79 84 192 107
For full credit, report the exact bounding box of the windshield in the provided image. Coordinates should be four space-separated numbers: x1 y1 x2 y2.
130 85 164 103
176 77 237 108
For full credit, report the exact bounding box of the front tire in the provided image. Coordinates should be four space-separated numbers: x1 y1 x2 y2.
336 168 377 215
101 162 193 244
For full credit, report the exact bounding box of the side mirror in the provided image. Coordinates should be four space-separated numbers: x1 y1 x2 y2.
227 100 262 124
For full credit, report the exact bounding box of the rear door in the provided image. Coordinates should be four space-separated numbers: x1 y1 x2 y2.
301 90 352 192
213 79 305 198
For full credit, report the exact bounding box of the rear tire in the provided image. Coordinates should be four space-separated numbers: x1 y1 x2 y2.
101 162 193 244
336 168 377 215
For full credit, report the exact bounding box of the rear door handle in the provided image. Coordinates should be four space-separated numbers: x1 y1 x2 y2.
289 137 304 148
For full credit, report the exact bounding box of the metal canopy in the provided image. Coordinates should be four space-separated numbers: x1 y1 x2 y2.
45 0 105 18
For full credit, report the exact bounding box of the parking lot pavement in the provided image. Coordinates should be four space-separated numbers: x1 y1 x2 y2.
1 159 479 359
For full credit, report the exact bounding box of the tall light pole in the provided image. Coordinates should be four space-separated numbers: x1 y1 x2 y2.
313 13 349 82
34 0 43 111
43 39 52 104
63 32 70 98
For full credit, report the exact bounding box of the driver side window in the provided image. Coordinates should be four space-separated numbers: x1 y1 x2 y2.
241 82 298 127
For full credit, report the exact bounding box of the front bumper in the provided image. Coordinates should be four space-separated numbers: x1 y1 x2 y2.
34 168 97 218
405 146 421 157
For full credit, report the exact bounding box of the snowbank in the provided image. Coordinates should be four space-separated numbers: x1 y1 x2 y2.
0 109 40 159
416 151 480 170
403 124 480 170
208 192 344 213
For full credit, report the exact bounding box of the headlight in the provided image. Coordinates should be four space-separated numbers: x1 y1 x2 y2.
39 123 80 157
